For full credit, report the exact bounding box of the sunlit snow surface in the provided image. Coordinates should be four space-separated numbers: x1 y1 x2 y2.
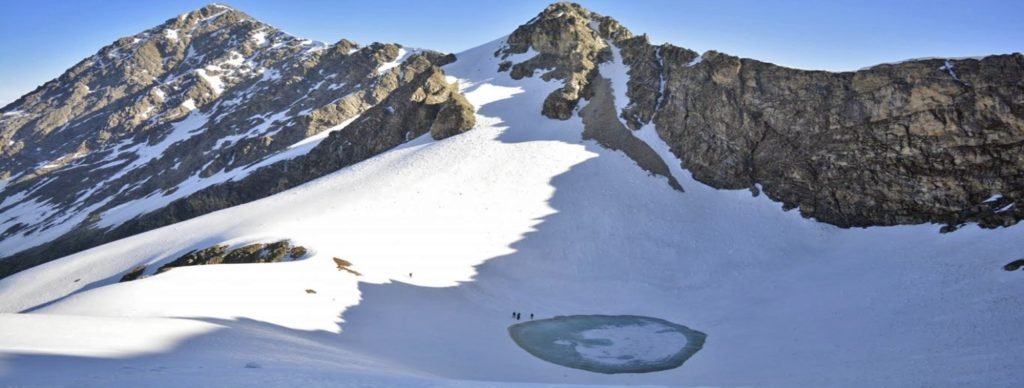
509 315 706 374
0 36 1023 387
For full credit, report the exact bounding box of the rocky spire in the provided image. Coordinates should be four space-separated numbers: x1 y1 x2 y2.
0 2 282 180
494 2 633 119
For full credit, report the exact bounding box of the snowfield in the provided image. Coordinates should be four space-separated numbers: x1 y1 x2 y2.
1 37 1023 387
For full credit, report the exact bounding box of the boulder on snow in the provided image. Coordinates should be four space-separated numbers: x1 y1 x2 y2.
289 246 308 259
332 257 362 276
119 265 147 282
333 257 353 269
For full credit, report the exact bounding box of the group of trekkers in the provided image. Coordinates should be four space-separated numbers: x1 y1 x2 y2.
512 311 533 321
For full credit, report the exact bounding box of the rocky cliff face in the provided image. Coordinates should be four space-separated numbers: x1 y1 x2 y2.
497 2 1023 231
655 51 1023 230
0 5 474 276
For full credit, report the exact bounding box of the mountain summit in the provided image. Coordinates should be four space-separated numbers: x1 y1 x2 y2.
0 3 474 275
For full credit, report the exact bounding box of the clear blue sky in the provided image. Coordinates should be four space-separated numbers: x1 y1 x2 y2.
2 0 1022 105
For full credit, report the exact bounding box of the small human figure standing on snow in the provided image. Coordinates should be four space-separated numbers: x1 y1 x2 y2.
530 313 534 320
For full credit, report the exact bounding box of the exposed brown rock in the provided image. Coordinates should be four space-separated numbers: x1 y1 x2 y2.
157 245 228 273
651 50 1024 229
222 243 267 264
332 257 352 269
154 240 299 274
119 265 147 282
288 246 308 259
617 37 698 130
332 257 361 276
498 2 627 120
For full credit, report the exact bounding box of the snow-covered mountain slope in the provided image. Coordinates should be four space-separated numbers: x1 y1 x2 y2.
1 34 1022 387
5 1 1023 283
0 5 456 275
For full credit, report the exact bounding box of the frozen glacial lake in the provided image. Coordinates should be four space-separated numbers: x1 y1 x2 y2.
508 315 706 374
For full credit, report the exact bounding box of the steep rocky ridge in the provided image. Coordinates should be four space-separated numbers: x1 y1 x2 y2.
0 5 474 276
498 2 1024 230
80 52 472 261
0 51 473 277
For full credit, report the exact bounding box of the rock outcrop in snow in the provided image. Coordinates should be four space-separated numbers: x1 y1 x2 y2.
497 3 630 120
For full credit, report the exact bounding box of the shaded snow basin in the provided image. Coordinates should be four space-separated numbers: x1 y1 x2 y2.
508 315 706 374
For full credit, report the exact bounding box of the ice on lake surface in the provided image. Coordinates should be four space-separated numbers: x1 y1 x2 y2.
508 315 706 374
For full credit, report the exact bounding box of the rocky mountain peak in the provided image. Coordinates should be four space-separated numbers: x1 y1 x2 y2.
0 3 298 180
0 3 475 276
170 3 249 27
329 38 361 55
494 2 637 119
509 2 632 52
534 2 632 41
